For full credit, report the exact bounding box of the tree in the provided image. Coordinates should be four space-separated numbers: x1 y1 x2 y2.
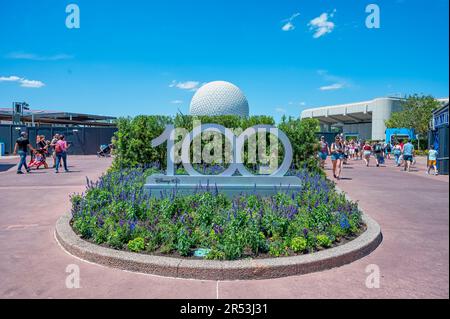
385 94 440 136
278 117 320 171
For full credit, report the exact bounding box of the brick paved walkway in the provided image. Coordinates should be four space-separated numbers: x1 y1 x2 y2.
0 155 448 298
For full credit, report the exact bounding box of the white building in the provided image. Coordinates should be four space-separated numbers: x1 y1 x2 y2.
301 97 449 141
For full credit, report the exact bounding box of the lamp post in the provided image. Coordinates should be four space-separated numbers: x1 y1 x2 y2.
12 102 30 125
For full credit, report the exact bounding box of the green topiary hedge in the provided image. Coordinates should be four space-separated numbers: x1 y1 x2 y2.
111 114 320 172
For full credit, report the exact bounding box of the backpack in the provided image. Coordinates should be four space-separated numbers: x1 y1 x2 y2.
374 144 382 152
55 143 62 154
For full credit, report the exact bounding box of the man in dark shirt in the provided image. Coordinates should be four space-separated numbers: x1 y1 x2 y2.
373 141 384 167
13 132 35 174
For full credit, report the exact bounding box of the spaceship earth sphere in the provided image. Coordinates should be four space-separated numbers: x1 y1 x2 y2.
189 81 249 117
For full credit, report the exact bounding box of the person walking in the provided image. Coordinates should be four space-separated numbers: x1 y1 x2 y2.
385 141 392 160
426 146 439 176
348 140 355 160
358 140 363 160
373 140 384 167
318 136 330 169
393 142 402 167
342 140 349 165
330 136 344 180
50 133 60 168
13 132 36 174
53 135 70 173
402 139 415 172
354 140 360 161
362 141 372 167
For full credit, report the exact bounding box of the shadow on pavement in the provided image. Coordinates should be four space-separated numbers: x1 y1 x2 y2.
0 164 16 172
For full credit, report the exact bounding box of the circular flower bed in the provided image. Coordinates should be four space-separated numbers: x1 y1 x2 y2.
70 167 364 260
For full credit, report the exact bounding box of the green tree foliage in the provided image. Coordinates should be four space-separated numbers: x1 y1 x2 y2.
278 117 320 170
111 115 172 170
385 94 441 135
111 114 319 172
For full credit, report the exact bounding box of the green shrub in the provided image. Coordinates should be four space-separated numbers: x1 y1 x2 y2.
176 229 193 256
111 115 172 170
110 114 320 172
206 249 226 260
278 117 321 171
127 237 145 252
316 234 332 248
290 237 307 253
269 240 288 257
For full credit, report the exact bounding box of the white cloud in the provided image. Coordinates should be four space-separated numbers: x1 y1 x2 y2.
19 79 45 88
282 22 295 32
0 75 45 88
281 12 300 32
169 80 200 91
275 107 286 113
0 76 21 82
288 101 307 107
171 100 183 104
319 83 344 91
308 11 336 38
317 70 350 91
6 52 73 61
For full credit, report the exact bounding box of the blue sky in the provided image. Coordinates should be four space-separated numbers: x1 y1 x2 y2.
0 0 448 122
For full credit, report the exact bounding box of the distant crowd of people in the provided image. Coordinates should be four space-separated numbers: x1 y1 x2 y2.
14 132 70 174
318 134 439 180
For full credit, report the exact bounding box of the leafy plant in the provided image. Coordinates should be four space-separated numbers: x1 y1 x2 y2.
70 166 364 260
278 117 321 171
110 114 320 173
290 237 307 253
316 234 332 248
127 237 145 252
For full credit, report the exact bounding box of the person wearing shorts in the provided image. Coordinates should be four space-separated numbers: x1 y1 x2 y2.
330 136 345 179
318 136 330 169
50 133 60 168
373 141 384 167
362 141 372 167
348 141 355 160
402 140 415 172
427 146 438 175
354 141 359 160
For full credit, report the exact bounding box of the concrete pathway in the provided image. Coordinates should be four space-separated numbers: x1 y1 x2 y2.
0 155 448 298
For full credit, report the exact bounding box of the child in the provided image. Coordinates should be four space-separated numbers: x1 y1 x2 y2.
427 146 439 176
28 150 49 170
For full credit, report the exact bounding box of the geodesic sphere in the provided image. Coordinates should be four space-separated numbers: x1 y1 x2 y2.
189 81 249 117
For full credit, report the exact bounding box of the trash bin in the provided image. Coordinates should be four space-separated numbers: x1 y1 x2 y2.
0 142 5 156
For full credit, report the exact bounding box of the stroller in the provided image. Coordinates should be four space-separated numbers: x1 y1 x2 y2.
97 144 112 157
28 151 48 169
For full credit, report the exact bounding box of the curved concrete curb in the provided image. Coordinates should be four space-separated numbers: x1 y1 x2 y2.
55 210 382 281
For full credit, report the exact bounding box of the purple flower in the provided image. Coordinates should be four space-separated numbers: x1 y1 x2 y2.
286 205 298 220
213 224 223 235
303 228 309 237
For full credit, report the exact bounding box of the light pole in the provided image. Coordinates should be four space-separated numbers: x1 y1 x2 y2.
12 102 30 125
